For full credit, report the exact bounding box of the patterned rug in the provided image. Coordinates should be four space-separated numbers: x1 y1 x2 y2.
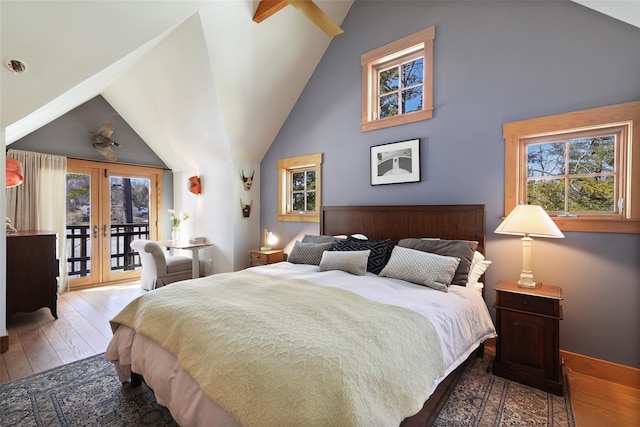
0 349 574 426
434 348 575 426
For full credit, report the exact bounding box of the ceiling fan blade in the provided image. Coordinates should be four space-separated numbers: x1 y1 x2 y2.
287 0 343 37
96 122 115 138
95 145 117 162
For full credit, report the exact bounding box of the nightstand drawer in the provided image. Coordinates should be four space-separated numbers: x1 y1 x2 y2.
251 252 269 263
499 292 556 317
250 249 284 266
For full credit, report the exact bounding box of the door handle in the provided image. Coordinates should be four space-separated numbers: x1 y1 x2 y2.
103 225 108 237
93 225 98 238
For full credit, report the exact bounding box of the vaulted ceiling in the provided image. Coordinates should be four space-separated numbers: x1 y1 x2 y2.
1 0 353 170
1 1 637 172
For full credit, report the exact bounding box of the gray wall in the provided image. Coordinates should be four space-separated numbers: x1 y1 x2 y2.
9 95 174 234
261 1 640 367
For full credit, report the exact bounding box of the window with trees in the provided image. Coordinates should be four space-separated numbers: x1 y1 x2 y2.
361 26 434 132
503 101 640 233
278 153 322 222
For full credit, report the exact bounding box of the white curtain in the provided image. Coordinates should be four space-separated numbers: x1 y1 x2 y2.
6 149 69 292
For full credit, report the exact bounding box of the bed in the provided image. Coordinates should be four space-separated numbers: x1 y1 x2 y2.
106 204 496 426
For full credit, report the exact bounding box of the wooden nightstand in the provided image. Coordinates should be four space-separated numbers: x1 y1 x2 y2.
250 249 284 267
492 280 563 395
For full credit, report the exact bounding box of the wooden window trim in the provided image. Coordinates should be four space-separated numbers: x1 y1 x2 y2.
503 100 640 234
278 153 322 223
361 26 434 133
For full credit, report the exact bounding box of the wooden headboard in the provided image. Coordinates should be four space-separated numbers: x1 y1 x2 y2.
320 205 486 255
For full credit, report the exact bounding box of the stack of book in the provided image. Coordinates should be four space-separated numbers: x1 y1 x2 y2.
188 236 207 244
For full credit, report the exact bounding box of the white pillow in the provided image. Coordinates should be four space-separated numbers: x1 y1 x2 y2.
379 246 460 292
319 250 370 276
333 233 369 240
468 251 492 284
469 251 485 272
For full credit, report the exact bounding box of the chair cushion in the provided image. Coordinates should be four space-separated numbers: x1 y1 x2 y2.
166 256 192 273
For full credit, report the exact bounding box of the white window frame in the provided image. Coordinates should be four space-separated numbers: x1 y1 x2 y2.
361 26 435 133
503 101 640 233
278 153 322 223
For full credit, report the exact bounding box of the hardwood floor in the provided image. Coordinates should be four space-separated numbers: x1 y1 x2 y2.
567 368 640 427
2 283 639 427
1 281 145 384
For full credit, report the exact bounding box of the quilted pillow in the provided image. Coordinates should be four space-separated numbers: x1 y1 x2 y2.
379 246 460 292
319 250 370 276
398 238 478 286
287 241 334 265
332 238 394 274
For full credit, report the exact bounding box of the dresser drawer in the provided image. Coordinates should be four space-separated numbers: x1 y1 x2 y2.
499 291 557 317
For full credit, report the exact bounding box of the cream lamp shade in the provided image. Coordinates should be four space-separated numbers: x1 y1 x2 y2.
495 204 564 288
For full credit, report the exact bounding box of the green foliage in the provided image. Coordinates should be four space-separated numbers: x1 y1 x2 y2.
526 135 616 212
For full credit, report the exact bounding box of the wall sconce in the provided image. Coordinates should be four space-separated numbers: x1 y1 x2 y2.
261 228 278 250
188 176 201 195
6 157 24 188
495 204 564 288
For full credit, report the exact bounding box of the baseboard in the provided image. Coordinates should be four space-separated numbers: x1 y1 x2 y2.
560 350 640 390
0 334 8 353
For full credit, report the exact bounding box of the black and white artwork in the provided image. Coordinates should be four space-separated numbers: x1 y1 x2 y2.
370 138 420 185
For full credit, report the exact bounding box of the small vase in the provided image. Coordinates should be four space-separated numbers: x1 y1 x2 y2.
171 228 179 242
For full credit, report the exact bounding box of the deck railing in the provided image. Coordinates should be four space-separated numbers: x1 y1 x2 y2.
66 224 149 278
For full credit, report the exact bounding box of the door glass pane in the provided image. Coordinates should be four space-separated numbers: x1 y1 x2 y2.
109 176 150 273
66 173 92 279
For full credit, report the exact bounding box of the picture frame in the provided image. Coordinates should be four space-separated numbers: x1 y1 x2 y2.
370 138 421 185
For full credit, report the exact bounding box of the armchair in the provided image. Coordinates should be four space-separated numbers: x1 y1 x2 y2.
130 239 193 290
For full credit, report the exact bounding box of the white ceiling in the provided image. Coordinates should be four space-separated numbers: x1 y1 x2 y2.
1 0 636 171
1 0 353 170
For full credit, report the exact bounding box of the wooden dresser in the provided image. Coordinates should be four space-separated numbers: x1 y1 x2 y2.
6 231 60 324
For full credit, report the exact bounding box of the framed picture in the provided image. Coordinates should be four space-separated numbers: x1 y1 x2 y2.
370 138 421 185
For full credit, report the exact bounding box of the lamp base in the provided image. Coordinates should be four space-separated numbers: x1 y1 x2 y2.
518 272 537 288
260 246 272 251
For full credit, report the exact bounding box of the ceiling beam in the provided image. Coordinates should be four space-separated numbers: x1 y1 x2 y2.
253 0 289 23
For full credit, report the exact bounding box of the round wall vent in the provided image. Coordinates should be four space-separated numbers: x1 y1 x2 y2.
6 59 28 74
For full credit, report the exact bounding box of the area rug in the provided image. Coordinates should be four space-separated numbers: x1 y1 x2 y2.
1 350 574 426
434 348 575 427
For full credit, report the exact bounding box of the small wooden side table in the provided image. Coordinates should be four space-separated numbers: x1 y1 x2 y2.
250 249 284 267
492 280 564 395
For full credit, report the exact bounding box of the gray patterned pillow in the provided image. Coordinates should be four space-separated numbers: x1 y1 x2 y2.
287 241 334 265
379 246 461 292
319 250 370 276
398 238 477 286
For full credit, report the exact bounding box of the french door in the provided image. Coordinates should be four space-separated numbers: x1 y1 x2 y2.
66 159 163 289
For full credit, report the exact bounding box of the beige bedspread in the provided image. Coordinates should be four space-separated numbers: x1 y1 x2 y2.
110 270 444 427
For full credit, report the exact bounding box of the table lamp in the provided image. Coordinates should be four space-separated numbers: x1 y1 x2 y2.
495 204 564 288
261 228 278 250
